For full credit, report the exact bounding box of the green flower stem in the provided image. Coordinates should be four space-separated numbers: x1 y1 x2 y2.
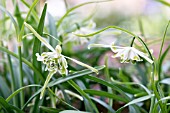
0 46 45 82
18 45 24 107
130 37 135 47
40 71 56 99
7 52 17 106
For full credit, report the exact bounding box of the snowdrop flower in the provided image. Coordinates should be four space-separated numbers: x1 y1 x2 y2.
64 20 96 45
36 45 68 75
88 42 153 64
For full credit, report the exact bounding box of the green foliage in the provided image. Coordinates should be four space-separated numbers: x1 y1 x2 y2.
0 0 170 113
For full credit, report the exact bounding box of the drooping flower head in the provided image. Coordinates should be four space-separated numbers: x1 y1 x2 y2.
88 42 153 64
36 45 68 75
110 43 153 63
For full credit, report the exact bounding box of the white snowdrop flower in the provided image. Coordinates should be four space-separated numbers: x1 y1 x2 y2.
88 42 153 64
36 45 68 75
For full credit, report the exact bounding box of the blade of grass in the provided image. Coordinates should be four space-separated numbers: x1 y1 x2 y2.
18 0 39 42
0 96 14 113
33 3 47 84
0 46 45 81
20 0 39 22
67 80 99 113
116 94 154 113
84 89 128 102
158 20 170 80
90 97 115 113
48 65 105 87
84 75 137 98
7 53 17 106
104 56 113 112
17 0 39 107
32 4 47 111
39 106 62 113
17 46 24 107
0 5 19 37
6 85 41 102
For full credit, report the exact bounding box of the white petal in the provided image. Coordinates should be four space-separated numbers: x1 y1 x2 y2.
36 53 44 61
132 48 153 64
55 45 62 54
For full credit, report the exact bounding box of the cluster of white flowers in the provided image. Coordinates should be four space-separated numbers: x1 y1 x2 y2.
36 45 68 75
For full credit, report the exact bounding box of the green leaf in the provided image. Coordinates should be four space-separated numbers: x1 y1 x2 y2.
33 3 47 83
84 89 127 102
0 97 24 113
158 20 170 80
14 3 24 29
60 110 90 113
84 75 131 100
111 79 151 95
48 65 105 87
40 106 61 113
20 0 39 22
22 89 41 110
18 0 39 42
160 78 170 85
117 94 154 113
0 5 19 37
90 97 115 113
0 46 45 82
0 76 11 99
0 96 14 113
6 85 41 103
159 45 170 78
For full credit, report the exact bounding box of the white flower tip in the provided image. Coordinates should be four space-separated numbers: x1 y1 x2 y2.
55 45 62 53
149 59 154 64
